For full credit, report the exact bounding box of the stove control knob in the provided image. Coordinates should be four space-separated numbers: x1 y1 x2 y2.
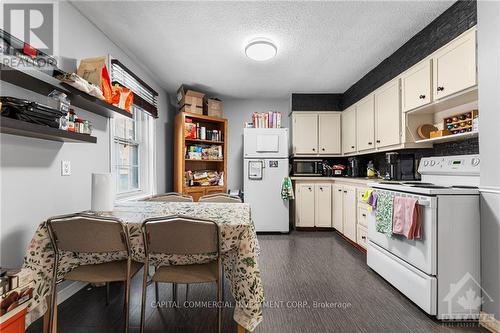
430 160 436 166
423 160 429 167
471 157 480 167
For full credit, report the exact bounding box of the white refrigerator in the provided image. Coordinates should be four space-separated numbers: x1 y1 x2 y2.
243 128 289 232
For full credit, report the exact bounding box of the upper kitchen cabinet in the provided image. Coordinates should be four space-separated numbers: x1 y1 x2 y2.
433 27 477 101
356 94 375 152
401 59 432 112
292 112 341 156
318 113 341 155
292 113 318 155
375 79 401 149
342 106 356 154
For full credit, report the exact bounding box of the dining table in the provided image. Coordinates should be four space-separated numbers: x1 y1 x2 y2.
23 201 265 332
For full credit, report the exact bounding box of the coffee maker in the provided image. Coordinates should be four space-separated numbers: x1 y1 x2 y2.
385 152 398 180
347 157 361 177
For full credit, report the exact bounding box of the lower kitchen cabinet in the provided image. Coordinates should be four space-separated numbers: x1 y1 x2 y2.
342 186 357 242
315 184 332 227
296 183 316 227
332 185 343 232
357 225 368 249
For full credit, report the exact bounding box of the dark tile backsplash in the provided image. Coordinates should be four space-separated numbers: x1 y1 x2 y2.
291 94 343 111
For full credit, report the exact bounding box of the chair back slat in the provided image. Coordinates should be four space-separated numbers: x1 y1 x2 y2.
198 193 242 203
144 216 218 255
47 216 127 253
146 192 193 202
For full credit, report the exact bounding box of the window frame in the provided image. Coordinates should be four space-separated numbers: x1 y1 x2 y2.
110 106 155 201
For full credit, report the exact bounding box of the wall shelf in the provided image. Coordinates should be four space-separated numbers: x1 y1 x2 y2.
0 60 132 119
414 131 478 144
185 138 224 145
185 159 224 163
0 117 97 143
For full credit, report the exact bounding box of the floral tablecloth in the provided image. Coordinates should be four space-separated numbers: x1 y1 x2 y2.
23 201 264 331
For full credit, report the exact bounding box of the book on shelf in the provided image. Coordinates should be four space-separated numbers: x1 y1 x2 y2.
251 112 282 128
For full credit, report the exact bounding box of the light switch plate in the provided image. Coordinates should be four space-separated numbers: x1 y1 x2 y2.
61 160 71 176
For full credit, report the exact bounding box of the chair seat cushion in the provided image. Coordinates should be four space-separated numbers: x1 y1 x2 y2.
152 261 218 283
64 260 142 283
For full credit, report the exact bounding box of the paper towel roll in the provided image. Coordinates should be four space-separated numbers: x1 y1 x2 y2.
91 173 115 212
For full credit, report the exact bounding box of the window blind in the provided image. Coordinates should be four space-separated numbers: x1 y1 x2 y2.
110 58 159 118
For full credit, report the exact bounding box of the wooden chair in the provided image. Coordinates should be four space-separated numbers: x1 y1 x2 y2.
198 193 242 203
46 213 142 333
144 192 193 202
140 215 222 333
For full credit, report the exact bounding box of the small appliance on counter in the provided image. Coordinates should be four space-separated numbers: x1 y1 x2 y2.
291 159 323 177
385 152 398 180
347 157 361 177
332 164 346 177
384 152 417 181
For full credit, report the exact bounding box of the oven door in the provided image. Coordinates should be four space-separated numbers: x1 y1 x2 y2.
367 189 437 275
292 160 321 176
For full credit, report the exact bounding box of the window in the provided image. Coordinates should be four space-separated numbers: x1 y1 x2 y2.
112 106 154 199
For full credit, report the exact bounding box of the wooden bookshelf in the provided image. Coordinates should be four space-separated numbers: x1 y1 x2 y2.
174 112 228 201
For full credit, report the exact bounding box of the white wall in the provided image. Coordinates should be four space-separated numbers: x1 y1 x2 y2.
477 1 500 320
0 2 173 267
223 98 290 190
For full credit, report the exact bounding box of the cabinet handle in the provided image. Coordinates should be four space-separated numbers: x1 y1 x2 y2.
351 146 355 149
361 236 366 240
419 94 426 99
319 187 323 191
368 142 373 145
343 190 347 193
437 86 445 92
362 214 366 217
308 187 312 191
376 140 381 143
312 148 316 151
321 148 325 151
338 189 342 192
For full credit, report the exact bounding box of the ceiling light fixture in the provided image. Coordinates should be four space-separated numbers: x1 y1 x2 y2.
245 40 277 61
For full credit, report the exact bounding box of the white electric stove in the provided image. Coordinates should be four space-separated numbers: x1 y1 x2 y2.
367 154 481 320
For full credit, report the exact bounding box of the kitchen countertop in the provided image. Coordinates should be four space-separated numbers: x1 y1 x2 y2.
290 176 384 185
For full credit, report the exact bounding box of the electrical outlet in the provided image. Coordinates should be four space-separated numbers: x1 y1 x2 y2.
61 160 71 176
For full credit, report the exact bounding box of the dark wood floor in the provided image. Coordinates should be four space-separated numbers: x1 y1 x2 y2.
27 231 486 333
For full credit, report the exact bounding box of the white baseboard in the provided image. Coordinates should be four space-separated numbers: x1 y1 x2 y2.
57 281 87 305
480 311 500 333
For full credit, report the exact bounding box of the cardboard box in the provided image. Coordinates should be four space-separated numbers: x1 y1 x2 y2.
177 85 204 110
179 104 203 115
205 98 223 118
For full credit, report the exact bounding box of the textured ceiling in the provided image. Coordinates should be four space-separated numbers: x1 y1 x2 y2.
72 1 452 99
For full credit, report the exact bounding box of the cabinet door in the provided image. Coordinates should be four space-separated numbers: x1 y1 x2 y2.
342 186 357 242
293 114 318 155
375 79 401 149
356 95 375 152
318 113 341 155
332 185 343 232
296 183 315 227
315 184 332 227
433 29 476 100
342 106 356 153
401 59 432 112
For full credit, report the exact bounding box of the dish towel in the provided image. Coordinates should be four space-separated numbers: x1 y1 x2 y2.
362 189 374 211
368 191 378 211
392 197 421 240
281 177 295 200
375 191 394 235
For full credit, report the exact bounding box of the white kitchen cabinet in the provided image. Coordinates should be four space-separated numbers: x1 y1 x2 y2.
292 112 341 156
356 95 375 152
292 113 318 155
357 225 368 249
296 183 315 227
433 28 476 100
315 184 332 227
342 106 356 154
342 185 357 242
401 59 432 112
375 79 401 149
332 185 343 232
318 113 341 155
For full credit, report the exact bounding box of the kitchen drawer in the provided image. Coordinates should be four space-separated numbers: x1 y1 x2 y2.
357 206 369 228
357 225 367 249
356 187 369 203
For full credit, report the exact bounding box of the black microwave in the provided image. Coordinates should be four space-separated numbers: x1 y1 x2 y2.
291 159 323 176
